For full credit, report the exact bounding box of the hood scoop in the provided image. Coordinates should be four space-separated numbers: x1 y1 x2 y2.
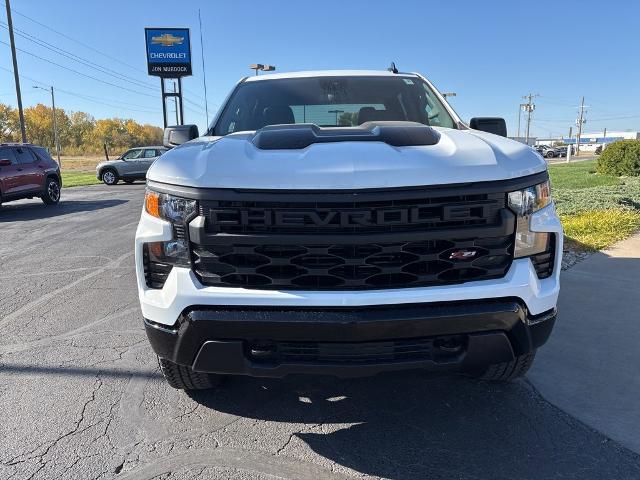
251 121 441 150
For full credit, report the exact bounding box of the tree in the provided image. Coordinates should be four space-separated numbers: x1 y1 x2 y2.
0 102 162 154
0 103 19 142
68 111 96 150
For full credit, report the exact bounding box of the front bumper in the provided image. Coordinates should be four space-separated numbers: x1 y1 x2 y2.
145 300 556 377
135 201 562 377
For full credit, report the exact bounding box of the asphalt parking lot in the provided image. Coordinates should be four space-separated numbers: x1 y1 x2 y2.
1 184 640 480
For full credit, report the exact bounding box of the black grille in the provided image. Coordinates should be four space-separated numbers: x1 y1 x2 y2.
200 191 505 234
248 336 465 365
143 245 172 289
188 184 523 291
192 236 513 290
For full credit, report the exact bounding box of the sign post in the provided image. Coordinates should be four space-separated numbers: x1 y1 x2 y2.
145 28 192 127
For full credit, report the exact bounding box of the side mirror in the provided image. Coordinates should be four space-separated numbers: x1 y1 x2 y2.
163 124 199 148
469 117 507 137
0 159 12 167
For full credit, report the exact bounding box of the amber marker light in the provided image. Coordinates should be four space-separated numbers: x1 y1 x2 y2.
145 190 161 218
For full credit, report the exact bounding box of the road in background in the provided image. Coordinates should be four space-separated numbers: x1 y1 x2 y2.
1 185 639 479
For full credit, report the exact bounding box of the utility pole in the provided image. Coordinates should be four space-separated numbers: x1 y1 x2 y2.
517 104 522 139
50 86 60 167
575 96 587 156
522 94 538 144
6 0 27 143
33 85 61 167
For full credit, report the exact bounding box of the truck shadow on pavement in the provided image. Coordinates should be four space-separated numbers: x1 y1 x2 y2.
189 372 640 480
0 199 127 222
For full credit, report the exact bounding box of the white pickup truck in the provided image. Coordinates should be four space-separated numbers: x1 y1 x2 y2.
135 70 562 390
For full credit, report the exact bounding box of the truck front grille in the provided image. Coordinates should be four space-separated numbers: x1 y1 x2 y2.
184 183 524 290
192 236 513 290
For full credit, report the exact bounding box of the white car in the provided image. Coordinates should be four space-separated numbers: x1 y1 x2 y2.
96 146 168 185
135 70 562 390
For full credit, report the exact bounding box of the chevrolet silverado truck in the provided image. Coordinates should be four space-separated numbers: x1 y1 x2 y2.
135 70 562 390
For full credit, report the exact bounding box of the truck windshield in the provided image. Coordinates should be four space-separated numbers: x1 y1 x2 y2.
212 75 456 135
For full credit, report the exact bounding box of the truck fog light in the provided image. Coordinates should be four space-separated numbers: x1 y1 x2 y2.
146 240 190 267
513 217 549 258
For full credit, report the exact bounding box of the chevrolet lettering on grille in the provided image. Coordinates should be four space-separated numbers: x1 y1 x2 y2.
208 205 491 229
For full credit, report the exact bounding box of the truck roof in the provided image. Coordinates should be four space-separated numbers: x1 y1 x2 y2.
244 69 418 82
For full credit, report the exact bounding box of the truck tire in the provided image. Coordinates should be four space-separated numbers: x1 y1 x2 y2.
41 176 61 205
476 351 536 381
158 357 222 390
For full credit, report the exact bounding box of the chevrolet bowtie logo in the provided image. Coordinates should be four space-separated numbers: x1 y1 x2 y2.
151 33 184 47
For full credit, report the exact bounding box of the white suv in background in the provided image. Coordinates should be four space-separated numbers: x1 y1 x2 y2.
96 146 167 185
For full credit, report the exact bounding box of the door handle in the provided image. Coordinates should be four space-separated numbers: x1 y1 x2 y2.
38 164 45 168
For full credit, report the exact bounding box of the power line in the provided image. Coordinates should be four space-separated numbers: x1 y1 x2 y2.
8 4 146 75
7 5 218 112
0 39 158 99
0 21 158 92
0 65 160 114
4 4 219 119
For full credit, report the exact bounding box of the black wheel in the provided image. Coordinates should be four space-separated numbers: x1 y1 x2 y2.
41 177 61 205
546 151 555 158
101 169 119 185
124 179 135 184
474 351 536 382
158 357 223 390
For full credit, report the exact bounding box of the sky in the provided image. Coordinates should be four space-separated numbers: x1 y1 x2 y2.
1 0 639 139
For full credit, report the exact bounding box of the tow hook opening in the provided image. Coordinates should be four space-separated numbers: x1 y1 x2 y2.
433 335 465 353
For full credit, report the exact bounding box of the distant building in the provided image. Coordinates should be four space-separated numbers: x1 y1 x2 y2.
562 131 640 152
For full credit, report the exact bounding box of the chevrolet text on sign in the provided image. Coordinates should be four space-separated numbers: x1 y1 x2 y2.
145 28 192 77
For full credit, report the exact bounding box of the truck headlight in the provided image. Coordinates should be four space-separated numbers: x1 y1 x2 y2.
144 189 198 223
508 181 552 258
143 190 197 272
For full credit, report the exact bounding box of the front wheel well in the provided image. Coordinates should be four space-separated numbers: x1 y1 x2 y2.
99 167 117 177
45 173 61 188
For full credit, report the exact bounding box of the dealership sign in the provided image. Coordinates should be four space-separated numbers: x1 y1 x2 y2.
145 28 192 77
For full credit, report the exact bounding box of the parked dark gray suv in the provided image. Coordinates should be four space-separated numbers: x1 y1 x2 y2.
96 146 167 185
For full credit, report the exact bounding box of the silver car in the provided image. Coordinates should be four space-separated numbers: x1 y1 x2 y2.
96 146 168 185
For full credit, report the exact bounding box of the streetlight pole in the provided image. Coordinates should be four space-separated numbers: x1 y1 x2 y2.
33 85 61 167
6 0 27 143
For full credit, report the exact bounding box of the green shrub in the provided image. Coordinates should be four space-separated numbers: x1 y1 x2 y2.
596 140 640 176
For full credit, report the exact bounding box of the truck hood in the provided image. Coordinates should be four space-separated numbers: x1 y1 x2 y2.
147 127 546 189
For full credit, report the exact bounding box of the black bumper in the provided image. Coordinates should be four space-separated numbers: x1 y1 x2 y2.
145 299 556 378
